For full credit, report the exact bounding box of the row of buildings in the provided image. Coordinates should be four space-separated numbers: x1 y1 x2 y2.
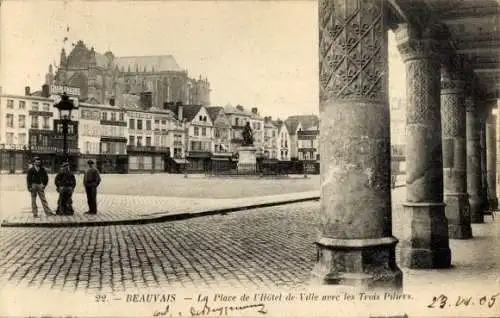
0 85 319 174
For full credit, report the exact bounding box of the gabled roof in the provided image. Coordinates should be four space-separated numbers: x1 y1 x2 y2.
165 103 203 122
114 55 183 72
206 106 224 122
285 115 319 134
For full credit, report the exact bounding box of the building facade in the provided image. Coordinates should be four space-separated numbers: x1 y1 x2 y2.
263 117 279 159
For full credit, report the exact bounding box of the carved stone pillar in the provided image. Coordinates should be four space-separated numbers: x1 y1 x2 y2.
313 0 402 289
440 56 472 239
395 24 451 269
486 108 498 211
466 96 485 223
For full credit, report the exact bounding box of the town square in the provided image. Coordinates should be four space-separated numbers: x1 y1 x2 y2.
1 0 500 317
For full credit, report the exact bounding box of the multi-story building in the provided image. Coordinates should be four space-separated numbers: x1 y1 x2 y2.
78 102 101 169
224 104 252 151
166 103 214 171
0 88 32 173
285 115 319 160
250 107 265 157
263 116 279 159
46 40 210 107
207 106 233 169
277 120 291 161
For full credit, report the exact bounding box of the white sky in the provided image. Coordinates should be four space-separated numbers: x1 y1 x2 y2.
0 1 405 119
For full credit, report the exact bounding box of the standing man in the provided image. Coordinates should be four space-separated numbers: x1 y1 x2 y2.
55 162 76 215
84 159 101 215
26 156 54 217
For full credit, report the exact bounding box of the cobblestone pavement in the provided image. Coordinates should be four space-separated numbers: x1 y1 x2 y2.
0 173 319 198
0 189 318 225
0 194 498 293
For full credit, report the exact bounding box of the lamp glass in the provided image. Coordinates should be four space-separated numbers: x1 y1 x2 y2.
59 108 72 120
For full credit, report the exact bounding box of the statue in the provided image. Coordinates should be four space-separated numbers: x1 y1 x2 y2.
242 122 254 146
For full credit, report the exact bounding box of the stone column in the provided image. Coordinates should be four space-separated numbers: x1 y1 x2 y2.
466 96 485 223
480 113 489 212
395 24 451 268
486 107 498 210
313 0 402 289
440 56 472 239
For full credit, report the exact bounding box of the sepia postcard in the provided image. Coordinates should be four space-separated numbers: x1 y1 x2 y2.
0 0 499 317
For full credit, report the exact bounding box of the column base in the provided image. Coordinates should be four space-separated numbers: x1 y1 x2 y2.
399 202 452 269
311 237 402 290
443 193 473 239
469 195 485 223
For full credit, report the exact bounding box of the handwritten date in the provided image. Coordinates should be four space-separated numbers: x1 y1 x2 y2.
428 294 499 309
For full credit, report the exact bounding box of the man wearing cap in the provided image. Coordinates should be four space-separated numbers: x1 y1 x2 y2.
84 159 101 214
26 156 53 217
55 162 76 215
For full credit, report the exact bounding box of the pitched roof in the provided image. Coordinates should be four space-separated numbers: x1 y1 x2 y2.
285 115 319 134
114 55 183 72
206 106 223 122
182 105 203 122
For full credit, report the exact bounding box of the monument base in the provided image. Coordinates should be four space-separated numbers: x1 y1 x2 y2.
237 146 257 173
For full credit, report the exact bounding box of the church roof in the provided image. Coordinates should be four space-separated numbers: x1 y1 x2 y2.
114 55 183 72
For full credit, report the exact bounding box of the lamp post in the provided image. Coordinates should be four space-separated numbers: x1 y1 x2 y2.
54 92 75 164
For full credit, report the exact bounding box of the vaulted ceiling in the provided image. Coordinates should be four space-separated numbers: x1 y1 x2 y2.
389 0 500 103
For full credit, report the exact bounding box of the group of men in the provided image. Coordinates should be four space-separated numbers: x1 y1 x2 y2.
26 157 101 217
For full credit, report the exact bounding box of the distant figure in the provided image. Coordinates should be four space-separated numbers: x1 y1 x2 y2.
26 156 54 217
55 162 76 215
84 160 101 215
242 122 254 146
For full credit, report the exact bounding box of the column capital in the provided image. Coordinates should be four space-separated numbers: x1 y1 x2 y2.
465 95 476 112
395 23 444 62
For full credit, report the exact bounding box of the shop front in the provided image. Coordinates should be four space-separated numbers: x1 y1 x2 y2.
186 151 211 172
127 146 169 173
0 145 30 174
209 152 234 174
97 154 128 174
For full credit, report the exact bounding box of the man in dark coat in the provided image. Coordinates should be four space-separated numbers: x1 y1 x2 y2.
26 156 54 217
84 160 101 214
55 162 76 215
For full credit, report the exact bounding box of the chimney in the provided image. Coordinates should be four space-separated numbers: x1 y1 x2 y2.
25 86 31 96
176 101 183 121
109 98 115 106
41 84 50 98
251 107 258 114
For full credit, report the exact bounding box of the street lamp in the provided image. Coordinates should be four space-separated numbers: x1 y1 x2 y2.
54 92 75 163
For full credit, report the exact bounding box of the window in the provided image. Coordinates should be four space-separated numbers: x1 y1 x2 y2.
161 120 166 125
129 118 135 129
6 132 14 144
18 133 26 145
31 115 39 128
194 126 199 136
154 120 160 130
129 136 135 146
42 103 50 111
273 131 276 137
202 127 207 136
7 100 14 108
137 136 143 146
146 120 151 130
119 112 124 121
32 102 39 110
6 114 14 128
111 112 116 121
146 136 151 146
43 117 50 129
137 120 143 130
235 118 239 126
215 128 220 138
102 112 108 120
19 101 26 109
154 135 160 146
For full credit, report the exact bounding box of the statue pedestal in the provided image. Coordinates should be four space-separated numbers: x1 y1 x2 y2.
237 146 257 174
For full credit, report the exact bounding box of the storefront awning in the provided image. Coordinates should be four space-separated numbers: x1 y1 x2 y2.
173 158 189 164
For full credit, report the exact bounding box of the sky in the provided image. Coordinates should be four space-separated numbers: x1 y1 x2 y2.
0 0 405 120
